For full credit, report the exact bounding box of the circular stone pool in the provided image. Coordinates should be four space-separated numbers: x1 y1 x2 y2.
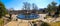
17 13 39 20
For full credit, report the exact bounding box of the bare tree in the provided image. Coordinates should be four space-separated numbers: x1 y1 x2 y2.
22 2 31 10
32 3 38 11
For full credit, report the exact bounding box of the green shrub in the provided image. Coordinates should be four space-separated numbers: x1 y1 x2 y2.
41 22 50 26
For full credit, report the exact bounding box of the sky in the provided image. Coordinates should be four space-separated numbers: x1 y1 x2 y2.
1 0 60 10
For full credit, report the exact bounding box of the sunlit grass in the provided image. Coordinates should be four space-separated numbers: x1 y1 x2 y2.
0 18 4 26
46 15 60 26
50 22 60 26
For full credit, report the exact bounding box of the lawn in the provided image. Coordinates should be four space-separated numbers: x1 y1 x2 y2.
43 15 60 26
0 19 4 26
50 22 60 26
41 22 60 26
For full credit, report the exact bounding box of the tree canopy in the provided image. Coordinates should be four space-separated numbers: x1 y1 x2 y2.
46 1 60 17
47 1 57 13
0 1 7 18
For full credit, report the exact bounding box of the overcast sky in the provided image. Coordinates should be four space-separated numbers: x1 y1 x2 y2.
1 0 60 10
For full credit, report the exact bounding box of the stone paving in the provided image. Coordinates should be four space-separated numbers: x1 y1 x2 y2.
3 19 36 26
